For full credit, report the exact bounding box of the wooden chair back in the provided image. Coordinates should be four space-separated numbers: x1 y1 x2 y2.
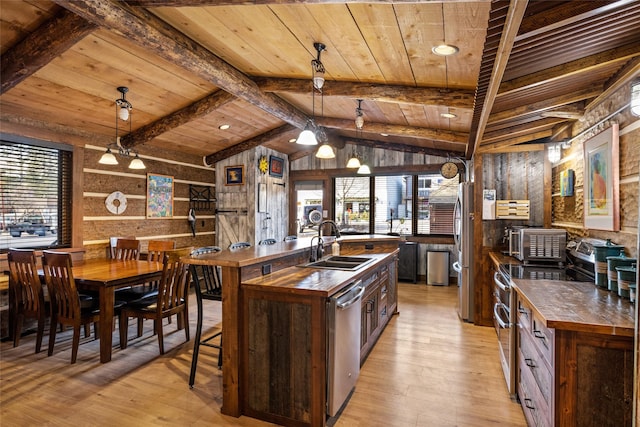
156 247 193 314
190 247 222 300
229 241 251 250
284 235 298 242
258 238 277 245
109 236 135 259
114 238 140 261
147 240 175 262
7 248 47 351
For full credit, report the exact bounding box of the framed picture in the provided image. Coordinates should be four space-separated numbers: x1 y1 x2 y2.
147 173 174 218
225 165 244 185
583 124 619 231
560 169 574 197
269 155 284 178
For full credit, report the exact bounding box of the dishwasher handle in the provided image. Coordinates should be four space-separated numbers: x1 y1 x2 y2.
336 280 365 309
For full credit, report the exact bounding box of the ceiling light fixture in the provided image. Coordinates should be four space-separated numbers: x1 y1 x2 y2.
311 42 326 91
357 163 371 174
631 78 640 117
547 144 561 163
218 124 230 130
440 112 457 119
432 44 459 56
355 99 364 130
315 126 335 158
346 156 361 168
99 86 145 170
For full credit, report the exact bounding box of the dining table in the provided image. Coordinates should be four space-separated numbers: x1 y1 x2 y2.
65 258 163 363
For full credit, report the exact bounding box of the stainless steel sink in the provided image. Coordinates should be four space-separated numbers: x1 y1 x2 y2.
299 256 373 270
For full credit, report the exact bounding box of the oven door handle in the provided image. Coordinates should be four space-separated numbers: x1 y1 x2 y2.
494 271 510 292
493 302 510 329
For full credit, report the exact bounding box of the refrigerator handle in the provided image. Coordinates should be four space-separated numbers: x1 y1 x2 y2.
452 261 462 273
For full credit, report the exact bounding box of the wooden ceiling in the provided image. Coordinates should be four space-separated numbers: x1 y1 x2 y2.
1 1 639 162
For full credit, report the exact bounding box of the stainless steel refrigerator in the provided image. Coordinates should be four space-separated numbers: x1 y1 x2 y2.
453 182 474 322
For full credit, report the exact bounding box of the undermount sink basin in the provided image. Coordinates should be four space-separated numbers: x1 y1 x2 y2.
299 256 373 271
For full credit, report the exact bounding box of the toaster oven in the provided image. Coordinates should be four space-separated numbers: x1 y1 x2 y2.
506 228 566 264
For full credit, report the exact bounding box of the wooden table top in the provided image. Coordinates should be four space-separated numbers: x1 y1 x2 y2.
512 279 636 337
69 259 162 287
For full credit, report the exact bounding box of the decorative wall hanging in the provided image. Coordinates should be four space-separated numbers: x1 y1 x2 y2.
269 155 284 178
583 124 619 231
105 191 127 215
189 184 214 211
258 155 268 174
560 169 574 197
225 165 244 185
146 173 174 218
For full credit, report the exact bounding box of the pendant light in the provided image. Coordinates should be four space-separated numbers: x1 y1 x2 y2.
631 78 640 117
298 43 327 146
355 99 364 130
357 163 371 174
346 156 361 168
311 42 326 91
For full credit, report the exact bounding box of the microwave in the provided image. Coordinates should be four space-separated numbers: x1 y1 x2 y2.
506 227 566 264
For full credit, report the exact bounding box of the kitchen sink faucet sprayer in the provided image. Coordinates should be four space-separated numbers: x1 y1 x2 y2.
310 220 341 262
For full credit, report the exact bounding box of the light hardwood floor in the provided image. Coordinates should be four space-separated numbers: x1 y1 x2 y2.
1 283 526 426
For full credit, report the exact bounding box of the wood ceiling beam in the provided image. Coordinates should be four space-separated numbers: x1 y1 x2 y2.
340 136 462 157
478 130 550 152
467 0 529 159
318 118 468 144
481 118 561 145
204 124 297 164
120 90 236 148
255 78 475 109
1 9 97 95
478 143 545 154
128 1 488 6
497 42 640 97
52 0 309 130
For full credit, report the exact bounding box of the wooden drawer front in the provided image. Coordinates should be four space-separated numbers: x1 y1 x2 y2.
516 296 532 333
518 360 552 427
518 330 553 408
531 312 554 366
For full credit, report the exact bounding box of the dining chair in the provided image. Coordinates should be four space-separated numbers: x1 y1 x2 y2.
7 249 47 353
229 242 251 250
119 247 193 355
113 238 140 261
42 251 100 364
258 238 277 245
284 235 297 242
188 246 223 387
109 236 135 259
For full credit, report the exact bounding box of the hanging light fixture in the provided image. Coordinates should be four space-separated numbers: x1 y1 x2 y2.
315 126 335 159
631 78 640 117
355 99 364 130
311 42 326 91
346 155 361 168
99 86 146 169
547 144 561 163
357 163 371 174
296 121 317 145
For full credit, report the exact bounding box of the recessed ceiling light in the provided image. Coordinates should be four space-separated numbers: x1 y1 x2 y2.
381 133 389 137
218 124 230 130
432 44 459 56
289 138 297 143
440 112 457 119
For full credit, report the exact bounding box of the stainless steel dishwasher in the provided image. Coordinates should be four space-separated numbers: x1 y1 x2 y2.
326 279 365 417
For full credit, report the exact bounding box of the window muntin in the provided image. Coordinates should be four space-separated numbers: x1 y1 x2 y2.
1 140 72 252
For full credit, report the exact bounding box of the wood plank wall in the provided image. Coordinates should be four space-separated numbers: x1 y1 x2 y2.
82 144 216 259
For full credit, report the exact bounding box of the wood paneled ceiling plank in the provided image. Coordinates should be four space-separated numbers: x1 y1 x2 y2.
130 1 494 5
586 57 640 111
52 0 309 130
204 124 297 164
255 78 475 108
1 9 97 94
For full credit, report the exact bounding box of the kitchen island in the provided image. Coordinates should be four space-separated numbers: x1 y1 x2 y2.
512 279 635 427
182 235 399 426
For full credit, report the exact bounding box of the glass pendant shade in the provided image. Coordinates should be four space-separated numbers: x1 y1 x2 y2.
128 154 146 169
99 148 118 165
355 114 364 130
346 156 361 168
357 164 371 174
296 121 318 145
316 143 335 159
631 79 640 117
547 145 561 163
313 73 325 91
118 106 130 121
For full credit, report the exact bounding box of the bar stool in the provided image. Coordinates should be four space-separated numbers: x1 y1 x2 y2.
258 238 276 245
189 246 223 388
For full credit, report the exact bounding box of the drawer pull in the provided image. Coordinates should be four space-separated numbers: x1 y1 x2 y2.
524 398 535 410
524 358 536 368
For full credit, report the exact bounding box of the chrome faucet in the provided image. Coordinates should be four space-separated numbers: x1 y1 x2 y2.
309 220 341 262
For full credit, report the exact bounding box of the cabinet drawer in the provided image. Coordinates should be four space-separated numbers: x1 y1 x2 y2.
516 296 532 333
518 330 553 408
518 360 551 427
530 312 554 366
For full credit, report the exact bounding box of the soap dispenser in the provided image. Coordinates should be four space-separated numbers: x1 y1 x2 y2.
332 240 340 256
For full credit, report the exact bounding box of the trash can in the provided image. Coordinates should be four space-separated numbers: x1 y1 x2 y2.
427 250 450 286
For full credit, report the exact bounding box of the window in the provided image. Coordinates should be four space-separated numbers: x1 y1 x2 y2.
333 173 458 236
1 138 73 252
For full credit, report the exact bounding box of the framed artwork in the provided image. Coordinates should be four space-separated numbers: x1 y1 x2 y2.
147 173 174 218
225 165 244 185
583 124 619 231
269 155 284 178
560 169 574 197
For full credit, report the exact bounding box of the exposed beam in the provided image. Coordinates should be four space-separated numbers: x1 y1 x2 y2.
128 0 487 6
477 130 551 153
1 9 97 95
204 125 297 164
482 118 562 145
467 0 529 159
479 143 545 154
121 90 236 148
52 0 308 130
255 78 475 109
318 118 468 145
340 136 463 156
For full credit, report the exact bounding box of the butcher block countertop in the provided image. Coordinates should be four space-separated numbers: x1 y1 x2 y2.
241 252 396 297
512 279 636 337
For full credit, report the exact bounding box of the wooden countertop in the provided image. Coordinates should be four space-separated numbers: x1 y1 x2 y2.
182 234 400 267
512 279 636 337
241 252 396 297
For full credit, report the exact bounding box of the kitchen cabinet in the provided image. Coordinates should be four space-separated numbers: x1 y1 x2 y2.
360 260 396 364
514 282 635 427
